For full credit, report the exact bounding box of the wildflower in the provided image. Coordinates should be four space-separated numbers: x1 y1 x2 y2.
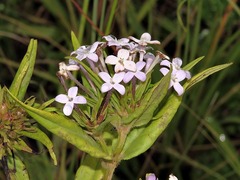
57 62 80 79
160 66 186 96
55 86 87 116
105 49 136 72
129 32 160 46
161 58 191 79
123 61 146 83
98 72 125 95
103 35 130 48
71 42 100 62
169 174 178 180
145 173 158 180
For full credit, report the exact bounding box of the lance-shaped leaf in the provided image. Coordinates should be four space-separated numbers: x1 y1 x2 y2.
122 94 182 160
7 89 110 160
182 56 204 71
19 127 57 165
184 63 232 91
71 31 80 50
9 39 37 101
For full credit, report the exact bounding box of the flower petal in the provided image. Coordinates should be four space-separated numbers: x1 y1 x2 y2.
101 83 112 93
160 67 169 76
113 84 125 95
173 82 184 96
63 103 74 116
135 71 146 82
172 57 182 67
123 72 134 83
73 96 87 104
124 61 136 72
117 49 129 59
114 63 125 72
98 72 111 83
136 61 146 71
105 55 118 65
55 94 69 103
160 60 171 67
87 53 98 62
113 72 125 83
68 86 78 98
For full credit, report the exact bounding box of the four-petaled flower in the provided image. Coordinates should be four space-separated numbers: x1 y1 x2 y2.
160 58 191 79
145 173 158 180
129 32 160 46
98 72 125 95
105 49 136 73
71 42 100 62
123 61 146 83
55 86 87 116
103 35 130 48
58 62 80 79
160 58 191 96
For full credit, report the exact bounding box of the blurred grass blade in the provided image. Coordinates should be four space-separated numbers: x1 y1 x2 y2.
204 117 240 176
9 39 37 101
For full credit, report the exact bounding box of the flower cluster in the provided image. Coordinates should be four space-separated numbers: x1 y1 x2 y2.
55 32 191 116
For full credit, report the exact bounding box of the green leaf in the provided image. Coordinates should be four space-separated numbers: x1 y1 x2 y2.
75 154 104 180
9 39 37 101
184 63 232 91
183 56 205 71
6 89 110 160
19 127 57 165
71 31 80 50
7 154 30 180
122 94 182 160
122 69 171 125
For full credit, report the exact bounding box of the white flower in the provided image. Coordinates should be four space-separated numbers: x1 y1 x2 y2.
58 62 79 79
161 58 191 79
55 86 87 116
123 61 146 83
169 174 178 180
105 49 136 72
103 35 130 48
98 72 125 95
129 32 160 46
160 66 186 96
71 42 100 62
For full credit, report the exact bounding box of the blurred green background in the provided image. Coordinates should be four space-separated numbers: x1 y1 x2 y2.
0 0 239 179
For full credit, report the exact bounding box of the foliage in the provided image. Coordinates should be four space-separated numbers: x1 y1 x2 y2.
0 0 239 179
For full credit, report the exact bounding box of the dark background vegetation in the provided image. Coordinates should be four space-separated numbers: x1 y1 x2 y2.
0 0 240 179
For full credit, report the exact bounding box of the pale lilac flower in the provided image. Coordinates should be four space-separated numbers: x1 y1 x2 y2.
146 173 158 180
55 86 87 116
103 35 130 48
123 61 146 83
98 72 125 95
105 49 136 72
71 42 100 62
160 67 186 96
58 62 80 79
129 32 160 46
161 58 191 79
